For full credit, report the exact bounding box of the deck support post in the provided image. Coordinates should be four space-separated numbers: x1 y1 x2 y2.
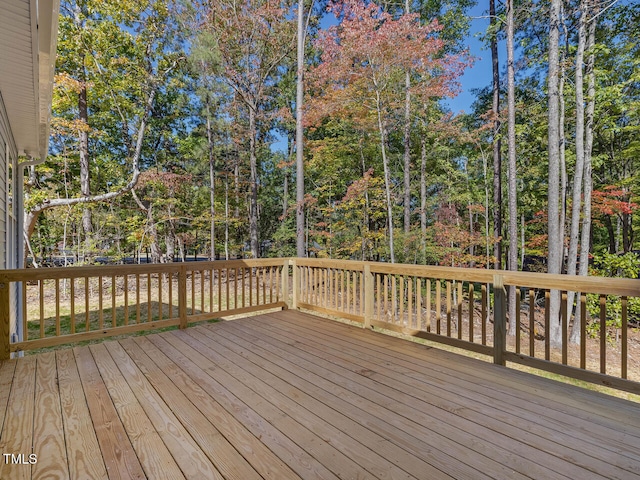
364 264 373 329
0 275 9 360
291 259 299 310
179 265 187 329
493 274 507 366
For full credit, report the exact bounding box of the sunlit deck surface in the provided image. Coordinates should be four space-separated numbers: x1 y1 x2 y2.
1 310 640 479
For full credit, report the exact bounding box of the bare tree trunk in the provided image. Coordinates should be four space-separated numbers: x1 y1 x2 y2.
206 100 216 261
248 106 259 258
571 2 597 343
296 0 306 258
79 78 92 254
421 137 427 261
225 172 230 260
547 0 563 347
490 0 502 270
506 0 518 335
375 90 395 263
403 0 412 234
559 5 568 265
566 0 587 339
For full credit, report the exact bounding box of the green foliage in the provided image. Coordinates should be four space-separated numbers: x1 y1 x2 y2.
586 253 640 336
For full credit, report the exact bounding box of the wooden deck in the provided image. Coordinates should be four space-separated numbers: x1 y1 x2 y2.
1 310 639 479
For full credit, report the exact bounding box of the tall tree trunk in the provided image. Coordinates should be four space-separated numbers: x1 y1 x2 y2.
206 100 216 261
559 5 569 266
296 0 306 258
565 0 587 339
79 68 92 254
402 0 412 235
375 90 395 263
547 0 563 347
421 136 427 261
506 0 518 335
490 0 502 270
571 2 597 343
248 106 259 258
225 172 230 260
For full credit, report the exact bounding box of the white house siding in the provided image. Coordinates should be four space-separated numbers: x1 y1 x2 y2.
0 91 21 347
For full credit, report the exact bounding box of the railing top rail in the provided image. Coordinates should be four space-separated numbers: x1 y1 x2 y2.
293 258 639 297
0 258 287 282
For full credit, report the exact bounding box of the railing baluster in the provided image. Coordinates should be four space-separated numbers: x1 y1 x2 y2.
407 277 413 328
210 268 214 312
200 269 205 312
457 281 463 340
561 291 568 365
124 275 129 327
56 279 61 337
481 283 487 345
168 273 173 319
135 274 140 323
469 283 474 342
436 281 441 335
600 294 607 374
544 290 550 360
529 288 535 356
416 278 421 330
622 296 628 379
147 273 151 323
192 269 196 315
39 280 44 338
515 287 521 354
579 292 586 368
70 278 76 334
446 280 452 337
426 279 431 333
112 276 117 327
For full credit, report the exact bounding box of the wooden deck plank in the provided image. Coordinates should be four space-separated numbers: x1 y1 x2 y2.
131 335 301 480
2 310 639 480
286 309 640 449
196 324 469 480
103 341 223 480
56 349 108 479
250 313 636 479
74 346 146 480
144 334 337 480
220 319 549 480
0 359 16 435
88 343 185 480
178 326 419 480
264 311 640 478
281 310 640 461
117 337 264 480
159 329 371 480
0 355 36 480
32 352 69 480
188 325 435 480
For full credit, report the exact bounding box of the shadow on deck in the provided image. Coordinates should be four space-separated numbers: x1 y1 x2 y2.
1 310 639 479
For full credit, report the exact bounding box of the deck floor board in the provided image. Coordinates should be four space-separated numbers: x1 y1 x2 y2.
1 310 639 479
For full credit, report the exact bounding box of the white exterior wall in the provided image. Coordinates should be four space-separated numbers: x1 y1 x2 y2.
0 91 22 349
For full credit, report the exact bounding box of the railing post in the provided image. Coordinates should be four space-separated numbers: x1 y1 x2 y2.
0 275 10 361
493 274 506 366
364 264 373 329
179 265 187 329
291 259 299 310
281 259 290 309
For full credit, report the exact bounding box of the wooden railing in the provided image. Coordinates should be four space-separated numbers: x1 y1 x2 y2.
292 258 640 395
0 259 288 357
1 257 638 394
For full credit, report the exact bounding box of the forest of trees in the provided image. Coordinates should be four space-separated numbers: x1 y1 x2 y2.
25 0 638 289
